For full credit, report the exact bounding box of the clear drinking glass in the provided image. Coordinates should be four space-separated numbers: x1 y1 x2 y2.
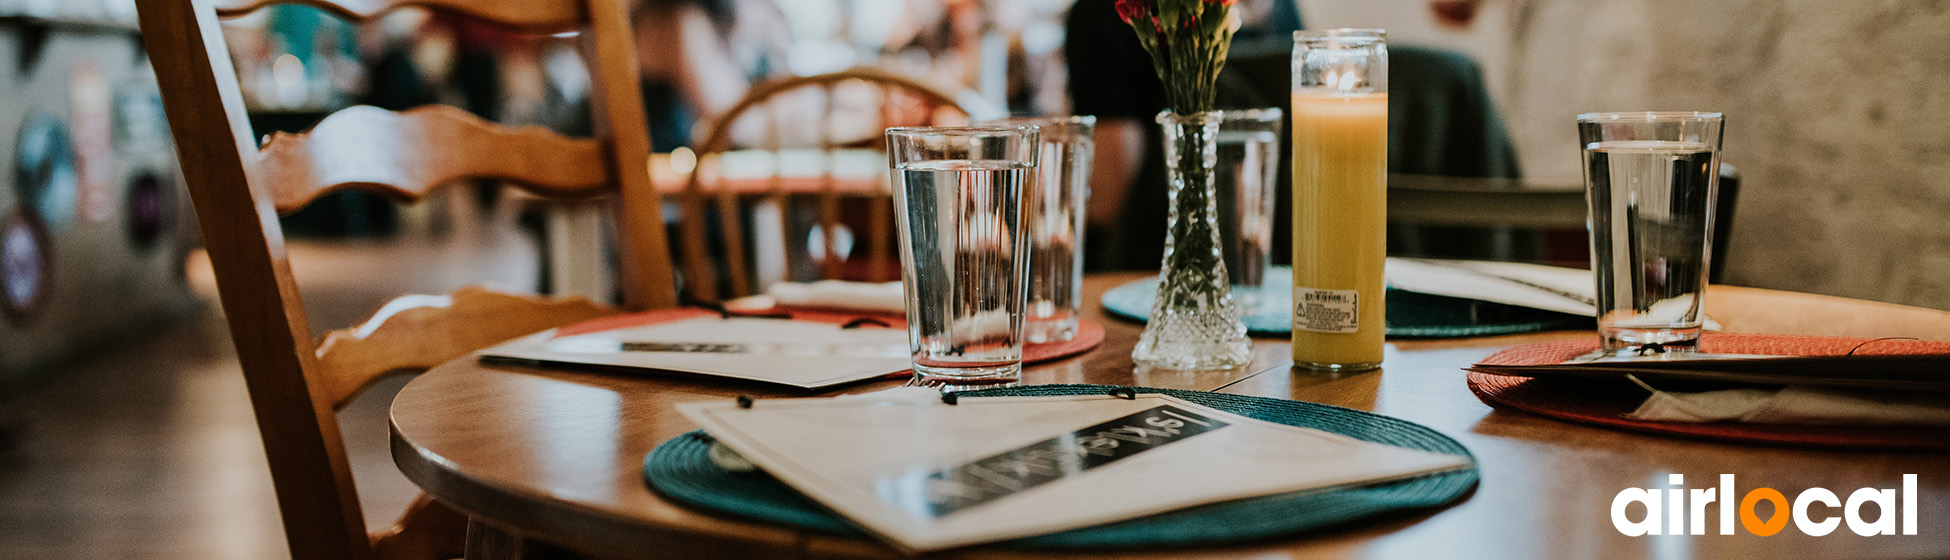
1213 108 1283 296
976 116 1095 344
886 126 1041 385
1577 111 1724 354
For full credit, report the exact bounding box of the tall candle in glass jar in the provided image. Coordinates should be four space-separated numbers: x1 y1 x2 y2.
1291 29 1388 371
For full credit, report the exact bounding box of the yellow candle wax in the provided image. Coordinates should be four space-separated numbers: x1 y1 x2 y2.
1290 92 1387 370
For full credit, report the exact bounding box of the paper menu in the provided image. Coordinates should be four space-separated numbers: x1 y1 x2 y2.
479 316 911 390
678 393 1471 552
1385 258 1596 316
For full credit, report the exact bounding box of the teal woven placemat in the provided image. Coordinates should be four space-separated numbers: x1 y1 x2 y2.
1101 266 1590 338
643 385 1478 550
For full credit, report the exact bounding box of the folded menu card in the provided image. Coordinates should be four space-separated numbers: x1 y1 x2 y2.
479 316 911 389
1469 353 1950 393
677 392 1471 552
1385 258 1597 316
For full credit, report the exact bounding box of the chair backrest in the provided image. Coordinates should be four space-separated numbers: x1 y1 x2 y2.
1387 164 1742 284
677 68 966 302
135 1 674 559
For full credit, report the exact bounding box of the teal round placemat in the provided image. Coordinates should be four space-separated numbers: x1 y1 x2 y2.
1100 266 1590 338
643 385 1478 550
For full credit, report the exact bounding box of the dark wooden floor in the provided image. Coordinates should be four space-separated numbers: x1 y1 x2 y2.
0 203 541 558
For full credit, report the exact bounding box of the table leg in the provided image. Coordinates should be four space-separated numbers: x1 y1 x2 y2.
464 518 581 560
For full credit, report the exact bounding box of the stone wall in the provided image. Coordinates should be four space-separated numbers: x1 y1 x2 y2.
1300 0 1950 310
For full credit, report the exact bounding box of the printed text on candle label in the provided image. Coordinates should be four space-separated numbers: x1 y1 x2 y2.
1294 287 1360 333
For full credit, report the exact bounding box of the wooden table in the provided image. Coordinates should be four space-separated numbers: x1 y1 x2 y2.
392 275 1950 559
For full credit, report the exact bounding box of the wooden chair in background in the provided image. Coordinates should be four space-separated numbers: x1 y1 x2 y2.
135 0 677 558
1387 164 1743 283
677 68 968 302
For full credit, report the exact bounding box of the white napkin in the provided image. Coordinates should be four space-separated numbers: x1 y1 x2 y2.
1624 378 1950 427
767 280 905 313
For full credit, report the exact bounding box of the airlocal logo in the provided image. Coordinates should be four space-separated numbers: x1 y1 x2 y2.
1612 474 1918 536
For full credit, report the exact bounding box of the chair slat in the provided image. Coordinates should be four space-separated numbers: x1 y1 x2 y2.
256 105 610 214
869 196 892 282
818 84 844 280
678 189 717 302
716 190 752 296
311 287 613 410
214 0 583 32
767 110 793 293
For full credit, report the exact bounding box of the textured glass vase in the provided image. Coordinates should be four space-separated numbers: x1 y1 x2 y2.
1132 111 1254 369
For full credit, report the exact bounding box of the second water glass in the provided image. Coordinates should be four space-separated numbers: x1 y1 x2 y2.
1213 108 1284 293
978 116 1096 343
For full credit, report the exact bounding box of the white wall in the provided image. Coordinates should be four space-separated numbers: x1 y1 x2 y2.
1300 0 1950 310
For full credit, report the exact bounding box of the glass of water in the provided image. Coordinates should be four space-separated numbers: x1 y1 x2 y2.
886 126 1041 385
1577 111 1724 355
1213 108 1284 298
975 116 1095 344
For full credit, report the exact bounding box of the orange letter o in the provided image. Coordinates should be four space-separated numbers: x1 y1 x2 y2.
1741 488 1790 536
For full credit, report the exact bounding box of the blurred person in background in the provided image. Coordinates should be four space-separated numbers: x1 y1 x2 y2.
632 0 787 150
1065 0 1301 270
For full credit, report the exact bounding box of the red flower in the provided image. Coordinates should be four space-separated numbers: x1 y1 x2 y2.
1204 0 1238 6
1114 0 1153 24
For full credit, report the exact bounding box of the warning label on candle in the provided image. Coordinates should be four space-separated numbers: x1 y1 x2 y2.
1293 287 1360 333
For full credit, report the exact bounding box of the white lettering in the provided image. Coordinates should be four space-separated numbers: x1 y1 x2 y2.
1618 474 1924 538
1099 425 1177 444
1612 488 1662 536
1793 488 1841 536
1720 474 1736 535
1157 409 1212 427
1845 488 1896 536
1077 436 1119 456
1904 474 1917 535
1689 488 1716 535
1667 474 1685 535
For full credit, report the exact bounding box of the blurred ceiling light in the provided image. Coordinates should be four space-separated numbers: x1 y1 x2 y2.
271 53 306 108
670 147 698 174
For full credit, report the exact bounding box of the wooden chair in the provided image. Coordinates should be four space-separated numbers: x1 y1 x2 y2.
677 68 967 302
134 1 677 559
1387 164 1743 283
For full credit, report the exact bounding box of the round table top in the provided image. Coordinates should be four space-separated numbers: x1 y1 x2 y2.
390 275 1950 559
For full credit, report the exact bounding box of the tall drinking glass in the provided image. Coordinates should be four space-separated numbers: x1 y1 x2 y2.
1577 112 1724 354
1213 108 1284 295
886 126 1041 385
975 116 1095 344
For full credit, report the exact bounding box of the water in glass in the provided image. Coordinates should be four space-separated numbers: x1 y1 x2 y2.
1584 140 1717 351
893 160 1032 383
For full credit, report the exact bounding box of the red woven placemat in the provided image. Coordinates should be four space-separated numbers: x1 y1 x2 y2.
1467 333 1950 450
554 307 1104 366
